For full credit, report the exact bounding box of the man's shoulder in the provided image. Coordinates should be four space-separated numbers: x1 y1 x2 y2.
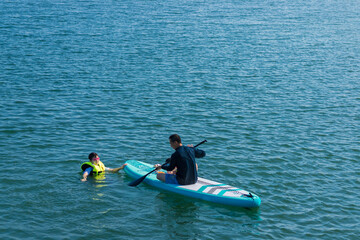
172 148 182 158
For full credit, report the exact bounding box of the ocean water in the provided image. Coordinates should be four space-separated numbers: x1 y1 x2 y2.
1 0 359 239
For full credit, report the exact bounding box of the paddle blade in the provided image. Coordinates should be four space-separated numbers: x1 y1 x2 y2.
128 168 157 187
128 175 146 187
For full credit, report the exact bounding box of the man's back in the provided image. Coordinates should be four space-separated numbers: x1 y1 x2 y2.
170 146 205 185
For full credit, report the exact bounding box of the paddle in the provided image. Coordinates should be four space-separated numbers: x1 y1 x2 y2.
128 140 207 187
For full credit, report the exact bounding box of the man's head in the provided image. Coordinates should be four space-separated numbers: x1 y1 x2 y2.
169 134 182 149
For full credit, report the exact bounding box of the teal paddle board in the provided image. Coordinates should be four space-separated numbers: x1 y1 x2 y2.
124 160 261 208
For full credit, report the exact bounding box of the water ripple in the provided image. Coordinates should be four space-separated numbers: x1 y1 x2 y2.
1 0 360 239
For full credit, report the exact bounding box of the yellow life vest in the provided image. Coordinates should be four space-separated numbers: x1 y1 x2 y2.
81 161 106 175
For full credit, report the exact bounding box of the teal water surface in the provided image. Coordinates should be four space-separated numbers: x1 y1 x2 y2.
1 0 359 239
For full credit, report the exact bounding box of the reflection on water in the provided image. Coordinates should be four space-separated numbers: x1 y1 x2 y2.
155 192 202 239
153 190 263 237
92 174 107 188
214 204 262 221
154 190 262 238
79 172 108 188
81 174 108 200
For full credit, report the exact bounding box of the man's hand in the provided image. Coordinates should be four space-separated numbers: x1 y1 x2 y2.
154 164 162 170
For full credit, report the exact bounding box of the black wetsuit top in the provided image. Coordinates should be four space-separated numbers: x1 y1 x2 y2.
162 146 206 185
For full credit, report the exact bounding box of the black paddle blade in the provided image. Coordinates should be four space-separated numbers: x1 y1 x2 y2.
128 168 157 187
128 175 146 187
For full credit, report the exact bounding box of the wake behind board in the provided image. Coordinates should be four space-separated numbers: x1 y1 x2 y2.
124 160 261 208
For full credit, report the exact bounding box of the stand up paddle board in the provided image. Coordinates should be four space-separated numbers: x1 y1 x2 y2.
124 160 261 208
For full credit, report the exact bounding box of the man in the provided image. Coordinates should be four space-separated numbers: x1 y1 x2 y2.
154 134 206 185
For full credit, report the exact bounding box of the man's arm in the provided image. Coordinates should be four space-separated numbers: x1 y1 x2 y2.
161 154 177 171
194 148 206 158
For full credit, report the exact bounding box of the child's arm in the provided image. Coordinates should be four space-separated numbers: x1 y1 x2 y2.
105 163 127 173
81 167 92 181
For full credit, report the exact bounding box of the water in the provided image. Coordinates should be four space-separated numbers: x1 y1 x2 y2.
1 0 359 239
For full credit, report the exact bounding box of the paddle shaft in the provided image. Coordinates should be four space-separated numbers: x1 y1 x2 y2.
193 140 207 148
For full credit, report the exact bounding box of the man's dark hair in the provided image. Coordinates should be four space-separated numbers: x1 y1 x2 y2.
88 152 98 160
169 134 181 143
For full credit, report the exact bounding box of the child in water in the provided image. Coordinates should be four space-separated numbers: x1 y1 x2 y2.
81 152 127 182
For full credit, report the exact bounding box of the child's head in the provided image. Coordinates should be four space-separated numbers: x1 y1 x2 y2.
88 152 99 163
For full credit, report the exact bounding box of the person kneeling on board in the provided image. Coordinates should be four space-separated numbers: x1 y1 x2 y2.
81 152 127 182
154 134 206 185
